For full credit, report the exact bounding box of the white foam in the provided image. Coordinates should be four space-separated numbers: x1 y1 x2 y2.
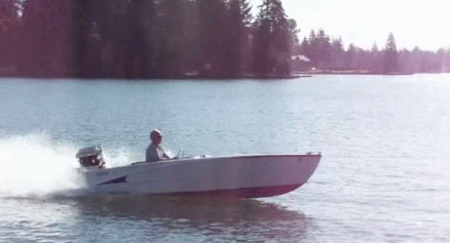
0 133 87 198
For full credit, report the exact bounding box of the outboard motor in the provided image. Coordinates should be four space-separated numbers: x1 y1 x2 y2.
76 145 105 168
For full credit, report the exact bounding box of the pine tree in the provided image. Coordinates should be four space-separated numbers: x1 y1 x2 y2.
225 0 252 77
288 19 299 45
71 0 97 78
252 0 294 76
299 37 309 55
383 32 399 74
369 43 382 73
19 0 71 77
305 30 317 67
86 0 131 78
152 0 188 78
120 0 153 78
197 0 229 77
315 29 331 69
330 38 344 70
345 44 357 70
0 0 21 69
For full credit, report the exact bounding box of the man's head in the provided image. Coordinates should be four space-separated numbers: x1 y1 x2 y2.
150 129 163 145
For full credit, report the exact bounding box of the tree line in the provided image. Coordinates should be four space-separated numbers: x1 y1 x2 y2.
294 30 450 74
0 0 297 79
0 0 449 79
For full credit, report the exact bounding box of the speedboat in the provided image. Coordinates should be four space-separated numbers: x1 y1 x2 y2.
76 145 321 198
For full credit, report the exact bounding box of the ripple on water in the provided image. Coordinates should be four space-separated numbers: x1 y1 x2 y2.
1 76 450 242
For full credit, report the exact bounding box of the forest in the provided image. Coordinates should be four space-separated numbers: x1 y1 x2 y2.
0 0 449 79
296 30 450 74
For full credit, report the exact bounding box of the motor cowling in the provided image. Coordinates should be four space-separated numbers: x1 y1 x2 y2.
76 145 105 168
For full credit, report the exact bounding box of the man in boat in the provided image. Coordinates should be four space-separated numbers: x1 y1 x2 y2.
145 129 176 162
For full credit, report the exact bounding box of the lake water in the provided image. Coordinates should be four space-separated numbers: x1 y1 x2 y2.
0 75 449 242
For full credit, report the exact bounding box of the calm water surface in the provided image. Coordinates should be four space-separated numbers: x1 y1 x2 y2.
0 75 449 242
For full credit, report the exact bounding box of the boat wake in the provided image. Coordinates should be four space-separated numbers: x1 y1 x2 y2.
0 133 131 199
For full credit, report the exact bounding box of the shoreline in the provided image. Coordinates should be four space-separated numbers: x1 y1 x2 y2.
294 70 416 76
0 72 313 80
1 69 448 80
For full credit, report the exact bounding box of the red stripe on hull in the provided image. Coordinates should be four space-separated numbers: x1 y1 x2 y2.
155 184 303 198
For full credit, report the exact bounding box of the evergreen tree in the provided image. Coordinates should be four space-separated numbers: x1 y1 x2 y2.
369 43 382 73
315 29 331 69
330 38 344 70
252 0 293 76
19 0 72 77
225 0 252 77
83 0 131 78
153 0 188 78
0 0 21 69
345 44 357 70
71 0 98 78
383 32 399 74
287 18 299 45
119 0 153 78
299 37 309 55
305 30 317 67
178 0 202 75
197 0 229 77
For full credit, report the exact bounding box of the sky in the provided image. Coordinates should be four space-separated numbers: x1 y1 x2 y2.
251 0 450 51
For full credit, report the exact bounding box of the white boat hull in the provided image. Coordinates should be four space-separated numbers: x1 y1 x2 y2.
82 154 321 198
